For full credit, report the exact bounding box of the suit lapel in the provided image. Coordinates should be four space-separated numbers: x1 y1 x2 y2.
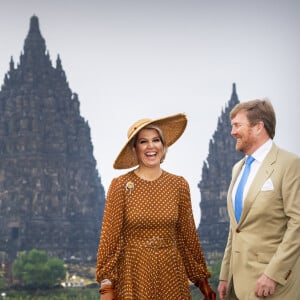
240 145 278 221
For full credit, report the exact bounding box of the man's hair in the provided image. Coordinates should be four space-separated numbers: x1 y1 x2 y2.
230 99 276 139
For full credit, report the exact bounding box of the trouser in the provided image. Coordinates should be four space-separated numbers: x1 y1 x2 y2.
226 278 239 300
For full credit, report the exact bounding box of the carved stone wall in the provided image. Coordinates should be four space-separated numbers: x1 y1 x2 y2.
0 16 105 263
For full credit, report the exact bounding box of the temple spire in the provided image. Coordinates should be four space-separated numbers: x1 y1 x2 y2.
0 15 105 264
29 15 40 33
9 56 14 71
232 82 236 94
197 83 243 263
229 82 239 106
1 15 72 92
16 14 54 82
23 15 46 56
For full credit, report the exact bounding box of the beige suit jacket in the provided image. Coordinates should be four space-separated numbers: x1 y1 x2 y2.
220 144 300 299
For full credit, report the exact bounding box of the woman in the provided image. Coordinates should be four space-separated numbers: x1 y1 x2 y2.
96 113 216 300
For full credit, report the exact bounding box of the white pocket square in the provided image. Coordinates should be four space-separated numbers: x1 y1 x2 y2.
261 178 274 191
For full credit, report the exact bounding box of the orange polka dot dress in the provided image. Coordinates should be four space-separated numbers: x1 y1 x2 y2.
96 170 210 300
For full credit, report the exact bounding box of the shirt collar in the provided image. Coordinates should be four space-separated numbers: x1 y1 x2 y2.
250 139 273 163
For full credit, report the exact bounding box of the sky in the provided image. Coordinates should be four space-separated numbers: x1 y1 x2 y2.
0 0 299 226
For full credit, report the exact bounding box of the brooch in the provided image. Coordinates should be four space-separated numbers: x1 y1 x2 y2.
125 181 134 194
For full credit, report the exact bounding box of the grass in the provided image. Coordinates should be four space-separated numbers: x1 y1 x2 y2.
0 287 212 299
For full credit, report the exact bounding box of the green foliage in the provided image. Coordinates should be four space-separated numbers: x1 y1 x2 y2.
0 288 99 299
190 260 222 300
207 260 222 299
0 286 210 299
0 276 7 289
6 259 222 299
190 286 203 299
12 249 66 289
208 259 222 287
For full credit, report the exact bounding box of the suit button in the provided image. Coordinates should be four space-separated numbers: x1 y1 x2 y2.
236 229 241 233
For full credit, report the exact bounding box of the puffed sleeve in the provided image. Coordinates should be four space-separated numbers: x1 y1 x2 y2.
96 176 125 284
175 176 210 283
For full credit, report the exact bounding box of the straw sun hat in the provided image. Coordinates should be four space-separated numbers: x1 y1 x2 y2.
113 113 188 169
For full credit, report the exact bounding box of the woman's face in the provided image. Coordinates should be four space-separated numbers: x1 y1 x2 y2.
133 128 164 168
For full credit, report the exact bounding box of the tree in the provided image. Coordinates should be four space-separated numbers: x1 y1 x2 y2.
208 259 222 296
12 249 66 289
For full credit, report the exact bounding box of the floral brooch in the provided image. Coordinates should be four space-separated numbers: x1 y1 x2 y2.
125 181 134 193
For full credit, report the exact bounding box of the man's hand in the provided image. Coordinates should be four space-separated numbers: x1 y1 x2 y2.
255 274 276 298
218 280 228 300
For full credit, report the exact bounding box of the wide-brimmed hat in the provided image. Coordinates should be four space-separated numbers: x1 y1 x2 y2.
113 113 187 169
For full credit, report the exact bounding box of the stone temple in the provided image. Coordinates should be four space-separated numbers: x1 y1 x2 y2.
197 83 243 263
0 16 105 264
0 15 246 275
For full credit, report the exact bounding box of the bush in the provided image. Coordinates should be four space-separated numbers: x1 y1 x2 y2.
12 249 66 289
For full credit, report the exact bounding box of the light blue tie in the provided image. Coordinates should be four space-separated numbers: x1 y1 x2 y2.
235 156 255 223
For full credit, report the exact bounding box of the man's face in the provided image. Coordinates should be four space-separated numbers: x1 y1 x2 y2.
231 111 256 154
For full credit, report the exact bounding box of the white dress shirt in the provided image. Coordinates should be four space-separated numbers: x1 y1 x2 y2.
232 139 273 210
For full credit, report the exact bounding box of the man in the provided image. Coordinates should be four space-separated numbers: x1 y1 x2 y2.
218 99 300 299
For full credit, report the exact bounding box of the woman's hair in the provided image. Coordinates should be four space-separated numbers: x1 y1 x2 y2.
230 99 276 139
131 124 168 163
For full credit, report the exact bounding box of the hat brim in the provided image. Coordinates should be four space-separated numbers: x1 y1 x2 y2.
113 113 187 169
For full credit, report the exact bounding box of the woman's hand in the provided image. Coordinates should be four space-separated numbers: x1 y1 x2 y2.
196 278 216 300
99 284 116 300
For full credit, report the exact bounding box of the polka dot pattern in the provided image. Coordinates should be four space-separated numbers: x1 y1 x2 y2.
96 170 210 299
